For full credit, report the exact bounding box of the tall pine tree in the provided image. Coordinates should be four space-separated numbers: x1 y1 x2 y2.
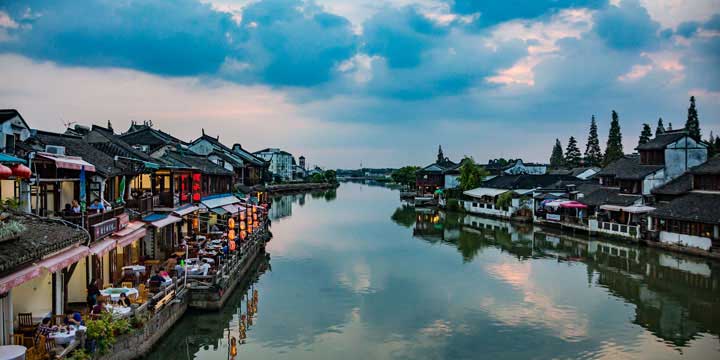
604 110 624 166
584 115 603 167
685 96 701 140
550 139 565 169
639 123 653 146
565 136 582 168
655 117 665 136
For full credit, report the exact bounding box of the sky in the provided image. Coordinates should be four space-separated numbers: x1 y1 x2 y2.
0 0 719 169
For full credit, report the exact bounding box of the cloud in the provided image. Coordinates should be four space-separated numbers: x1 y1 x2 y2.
675 21 700 38
1 0 233 76
594 0 661 51
449 0 606 26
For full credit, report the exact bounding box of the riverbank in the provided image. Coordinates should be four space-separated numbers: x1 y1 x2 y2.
265 182 339 194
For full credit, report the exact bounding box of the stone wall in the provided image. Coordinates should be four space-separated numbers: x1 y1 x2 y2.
97 290 188 360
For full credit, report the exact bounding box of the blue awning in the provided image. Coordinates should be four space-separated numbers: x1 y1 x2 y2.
0 153 26 164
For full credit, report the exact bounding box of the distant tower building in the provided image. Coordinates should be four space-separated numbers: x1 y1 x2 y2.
299 156 306 170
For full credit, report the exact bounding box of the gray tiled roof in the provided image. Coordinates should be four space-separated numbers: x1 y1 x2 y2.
650 192 720 224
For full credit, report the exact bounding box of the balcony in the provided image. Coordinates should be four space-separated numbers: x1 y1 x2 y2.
126 194 159 214
61 206 125 230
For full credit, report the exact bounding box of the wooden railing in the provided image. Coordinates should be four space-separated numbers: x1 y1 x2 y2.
126 195 158 214
60 206 125 229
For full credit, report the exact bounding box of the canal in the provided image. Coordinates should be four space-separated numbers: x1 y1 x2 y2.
147 182 720 359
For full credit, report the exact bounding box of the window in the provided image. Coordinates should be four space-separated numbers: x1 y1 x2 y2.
472 202 478 207
4 134 14 153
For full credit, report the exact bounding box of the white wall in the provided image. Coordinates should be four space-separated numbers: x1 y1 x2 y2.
643 169 666 195
67 257 88 304
659 231 712 251
463 199 513 218
12 272 52 319
665 137 708 180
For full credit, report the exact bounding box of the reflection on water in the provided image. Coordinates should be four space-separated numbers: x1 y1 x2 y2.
148 183 720 360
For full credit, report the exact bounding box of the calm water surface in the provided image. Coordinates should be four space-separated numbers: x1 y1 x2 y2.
147 182 720 359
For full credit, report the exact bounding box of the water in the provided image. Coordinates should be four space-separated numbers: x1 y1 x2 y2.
147 182 720 359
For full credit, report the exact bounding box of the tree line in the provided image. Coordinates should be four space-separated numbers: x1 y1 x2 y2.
549 96 720 169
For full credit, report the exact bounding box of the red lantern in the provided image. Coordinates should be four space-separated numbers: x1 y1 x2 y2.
0 164 12 180
240 231 247 240
13 164 32 179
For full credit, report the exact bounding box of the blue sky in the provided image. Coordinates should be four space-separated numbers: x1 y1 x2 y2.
0 0 718 168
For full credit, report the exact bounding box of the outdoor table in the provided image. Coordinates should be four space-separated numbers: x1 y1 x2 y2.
0 345 27 360
49 325 87 345
100 287 139 302
105 305 132 318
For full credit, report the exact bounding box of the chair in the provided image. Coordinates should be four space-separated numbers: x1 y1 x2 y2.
134 284 148 304
104 284 113 289
11 333 24 345
17 313 35 334
121 281 134 289
25 346 41 360
35 335 48 360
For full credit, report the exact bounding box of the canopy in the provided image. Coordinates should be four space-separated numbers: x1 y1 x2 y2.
463 187 508 199
173 204 199 217
222 204 242 215
36 152 96 172
112 221 147 248
544 200 569 209
559 201 588 209
0 265 43 294
201 194 241 209
36 246 90 273
0 153 26 164
600 204 655 213
150 215 181 228
89 237 117 256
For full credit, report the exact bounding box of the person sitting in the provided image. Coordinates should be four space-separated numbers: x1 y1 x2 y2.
158 267 171 281
149 270 165 284
64 312 84 326
91 298 106 315
71 200 81 214
35 317 54 341
88 199 105 213
118 292 132 308
62 203 73 216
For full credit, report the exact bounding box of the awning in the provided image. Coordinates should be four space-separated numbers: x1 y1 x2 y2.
211 207 228 216
222 204 241 215
201 194 241 209
112 221 147 248
89 237 117 256
151 215 181 228
463 187 509 199
0 153 26 164
36 246 90 273
600 204 655 213
36 152 96 172
559 201 588 209
0 265 43 294
173 204 199 217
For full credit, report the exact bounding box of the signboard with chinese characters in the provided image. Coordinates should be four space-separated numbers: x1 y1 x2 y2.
92 218 118 240
546 214 561 222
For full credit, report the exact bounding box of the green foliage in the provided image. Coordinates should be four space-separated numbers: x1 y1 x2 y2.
604 110 624 166
584 115 603 167
309 173 325 183
458 157 489 191
390 205 416 228
391 166 420 187
655 117 665 136
495 192 513 210
639 123 653 146
564 136 582 168
67 349 92 360
86 313 132 354
2 198 24 210
685 96 701 140
0 220 25 241
324 170 337 184
549 139 564 169
446 198 462 212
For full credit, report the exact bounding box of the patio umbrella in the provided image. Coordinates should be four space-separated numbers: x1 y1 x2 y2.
79 166 87 212
117 176 126 204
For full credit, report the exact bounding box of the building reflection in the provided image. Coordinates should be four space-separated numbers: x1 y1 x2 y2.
270 190 337 220
408 207 720 346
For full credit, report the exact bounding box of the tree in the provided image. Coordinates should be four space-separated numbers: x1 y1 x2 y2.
639 123 653 146
391 166 420 187
458 156 489 191
549 139 564 169
685 96 701 140
564 136 582 168
584 115 602 167
324 169 337 184
604 110 624 166
655 117 665 136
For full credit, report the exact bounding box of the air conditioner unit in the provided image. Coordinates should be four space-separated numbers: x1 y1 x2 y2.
45 145 66 155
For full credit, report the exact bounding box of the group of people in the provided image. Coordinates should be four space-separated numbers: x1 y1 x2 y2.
62 199 108 216
35 313 85 342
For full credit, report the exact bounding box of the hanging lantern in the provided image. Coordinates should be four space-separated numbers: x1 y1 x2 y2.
240 211 246 221
247 217 253 225
0 164 12 180
240 230 247 240
228 218 235 229
12 164 31 180
253 213 257 221
229 238 237 250
228 229 236 241
230 336 238 357
239 221 246 230
193 217 199 230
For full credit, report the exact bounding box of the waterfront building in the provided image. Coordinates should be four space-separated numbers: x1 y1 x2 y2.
482 159 548 176
188 131 268 186
415 146 458 195
549 166 600 180
253 148 293 181
648 156 720 252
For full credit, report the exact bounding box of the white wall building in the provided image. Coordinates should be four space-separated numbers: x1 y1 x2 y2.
254 148 294 181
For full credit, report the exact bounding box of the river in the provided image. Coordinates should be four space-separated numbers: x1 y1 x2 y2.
146 182 720 359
